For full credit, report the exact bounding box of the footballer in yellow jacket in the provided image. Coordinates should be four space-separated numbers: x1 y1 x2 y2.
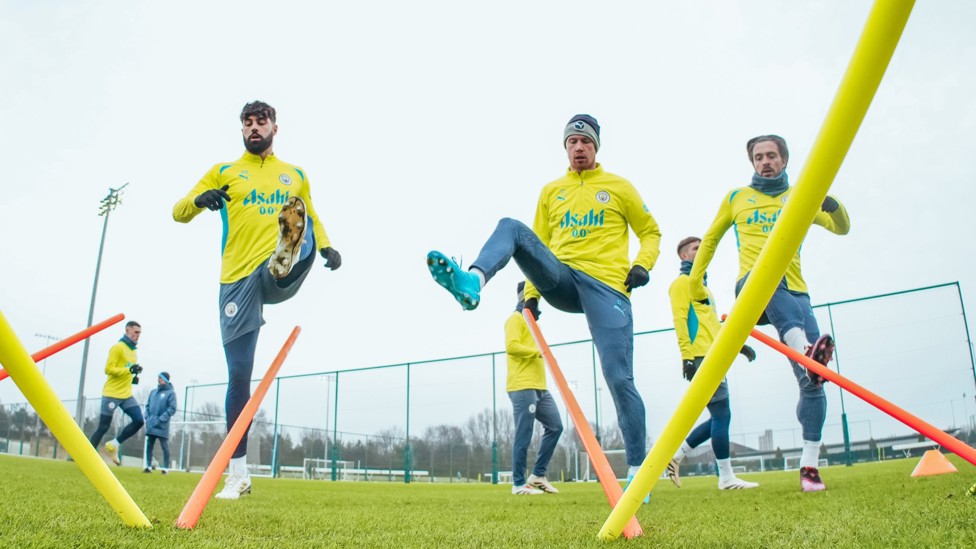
172 101 341 500
427 114 659 484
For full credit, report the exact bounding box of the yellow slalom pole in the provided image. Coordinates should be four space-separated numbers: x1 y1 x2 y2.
599 0 914 540
0 310 151 528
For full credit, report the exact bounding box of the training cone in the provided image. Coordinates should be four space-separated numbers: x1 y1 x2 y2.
910 449 957 477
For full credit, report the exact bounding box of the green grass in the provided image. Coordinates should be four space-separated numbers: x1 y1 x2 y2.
0 454 973 547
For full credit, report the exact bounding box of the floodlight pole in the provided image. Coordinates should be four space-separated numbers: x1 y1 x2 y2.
75 183 128 427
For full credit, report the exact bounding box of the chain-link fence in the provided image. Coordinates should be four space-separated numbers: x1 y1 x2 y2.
2 283 974 481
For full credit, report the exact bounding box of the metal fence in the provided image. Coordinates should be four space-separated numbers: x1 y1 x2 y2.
2 282 974 482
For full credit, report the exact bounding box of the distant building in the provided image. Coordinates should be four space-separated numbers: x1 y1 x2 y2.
759 429 774 452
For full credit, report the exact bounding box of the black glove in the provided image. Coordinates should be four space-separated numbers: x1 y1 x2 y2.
821 196 839 213
740 345 757 362
129 364 142 385
682 359 696 381
624 265 649 292
320 247 342 270
194 185 231 211
524 298 542 320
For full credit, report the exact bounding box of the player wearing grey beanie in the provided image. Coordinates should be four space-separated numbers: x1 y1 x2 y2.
427 112 661 503
563 114 601 152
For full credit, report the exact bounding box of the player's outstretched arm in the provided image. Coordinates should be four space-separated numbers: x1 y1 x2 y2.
193 185 231 211
174 165 231 222
689 195 734 303
623 184 662 275
815 195 850 235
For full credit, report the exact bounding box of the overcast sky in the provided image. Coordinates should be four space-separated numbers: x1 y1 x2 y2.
2 1 975 449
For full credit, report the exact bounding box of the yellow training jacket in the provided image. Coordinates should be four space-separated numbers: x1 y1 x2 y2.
173 152 332 284
691 187 849 297
505 311 546 392
524 164 661 300
102 340 137 400
669 274 720 361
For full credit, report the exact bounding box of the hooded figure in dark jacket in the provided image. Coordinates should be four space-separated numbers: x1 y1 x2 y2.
144 372 177 473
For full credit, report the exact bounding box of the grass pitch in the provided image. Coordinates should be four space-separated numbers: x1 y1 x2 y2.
0 453 973 547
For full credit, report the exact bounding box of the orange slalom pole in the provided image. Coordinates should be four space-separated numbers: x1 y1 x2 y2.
522 309 643 539
749 327 976 467
176 326 301 529
0 313 125 382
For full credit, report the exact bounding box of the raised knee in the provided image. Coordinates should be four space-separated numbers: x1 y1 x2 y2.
498 217 527 231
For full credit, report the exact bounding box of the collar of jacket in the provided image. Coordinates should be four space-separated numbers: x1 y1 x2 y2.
120 335 137 350
239 151 277 165
565 163 605 182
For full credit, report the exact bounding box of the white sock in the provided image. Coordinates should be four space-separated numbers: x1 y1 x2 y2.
109 438 119 448
674 441 692 462
716 458 735 481
800 440 820 468
470 267 486 289
783 327 809 354
627 465 640 478
230 456 248 476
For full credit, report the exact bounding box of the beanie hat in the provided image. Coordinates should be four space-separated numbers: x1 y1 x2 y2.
564 114 601 152
159 371 171 383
